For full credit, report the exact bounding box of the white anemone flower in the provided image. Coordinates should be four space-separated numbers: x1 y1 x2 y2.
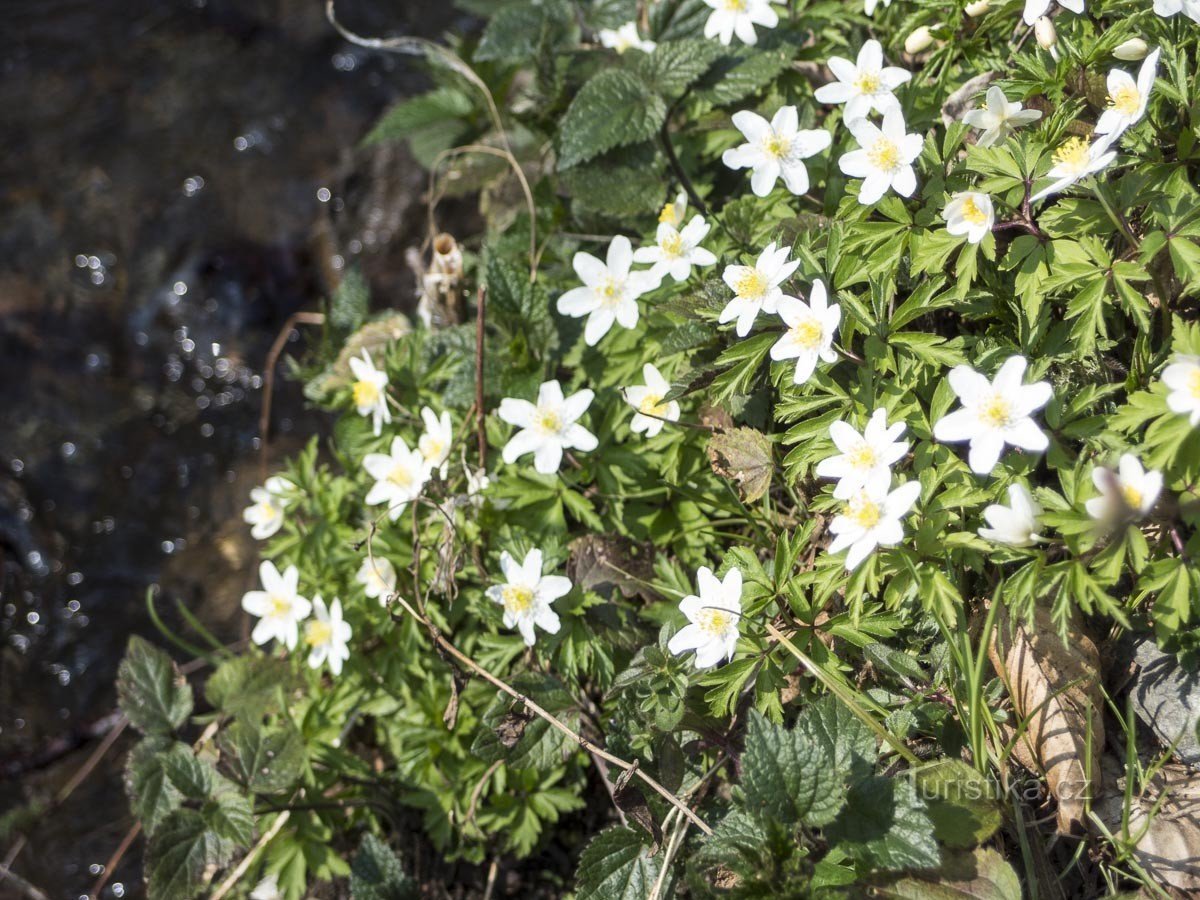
702 0 779 46
979 483 1043 547
770 281 841 386
348 350 391 437
598 21 656 53
1094 49 1160 144
719 242 800 337
933 356 1053 475
839 109 923 206
498 380 598 474
633 215 717 282
356 556 397 605
865 0 893 15
721 107 833 197
944 191 995 244
816 409 909 499
556 235 661 346
1030 137 1117 202
485 548 570 646
667 566 743 669
364 437 429 521
1164 354 1200 427
828 481 922 571
624 364 680 437
243 475 294 540
657 191 688 228
1022 0 1084 25
241 561 311 650
814 40 912 122
305 596 352 676
418 407 453 479
1086 454 1163 522
962 87 1042 148
1155 0 1200 22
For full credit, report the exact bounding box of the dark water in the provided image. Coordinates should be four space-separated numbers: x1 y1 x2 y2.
0 2 458 895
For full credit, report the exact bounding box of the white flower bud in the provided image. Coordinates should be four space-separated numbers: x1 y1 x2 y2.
1113 38 1149 61
965 0 990 16
905 25 936 54
1034 16 1057 51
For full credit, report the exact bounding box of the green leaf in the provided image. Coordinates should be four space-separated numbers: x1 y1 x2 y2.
362 88 474 147
117 636 193 736
329 265 369 336
471 675 580 771
910 760 1002 849
125 737 184 835
557 70 668 169
351 834 418 900
827 776 940 872
162 743 214 799
217 720 306 794
872 847 1022 899
796 696 878 779
741 711 844 827
145 809 234 900
205 783 255 846
204 655 293 720
475 0 573 63
691 45 796 106
631 39 724 96
575 827 661 900
559 143 668 216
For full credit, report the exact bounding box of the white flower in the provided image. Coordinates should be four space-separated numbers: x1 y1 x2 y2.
719 242 800 337
702 0 779 46
348 350 391 437
1029 136 1117 202
464 465 493 507
1094 49 1160 143
598 21 656 53
418 406 453 479
556 235 661 346
624 364 680 437
770 280 841 385
243 475 294 540
965 0 990 15
250 875 282 900
485 549 570 646
1086 454 1163 521
667 566 742 669
356 556 397 605
304 596 352 676
633 215 717 282
1034 16 1058 58
979 483 1043 547
498 380 598 474
1164 354 1200 427
1155 0 1200 22
241 561 311 650
944 191 995 244
816 408 909 499
828 481 922 571
1114 38 1150 61
657 191 688 228
933 356 1053 475
364 437 429 521
962 87 1042 149
838 109 923 206
904 26 936 56
865 0 893 15
721 107 832 197
1023 0 1083 26
814 40 912 122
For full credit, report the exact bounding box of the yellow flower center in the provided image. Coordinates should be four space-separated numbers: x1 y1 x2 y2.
502 584 534 614
658 202 678 225
537 409 562 433
420 436 446 461
979 395 1013 429
961 196 988 225
269 594 293 618
722 0 747 10
660 231 684 257
1109 85 1141 116
868 137 900 172
600 277 623 305
638 393 667 417
388 464 414 489
790 316 824 349
1189 369 1200 400
734 269 768 299
764 135 790 159
256 500 278 520
1053 137 1090 171
353 380 380 407
848 443 877 470
845 495 882 529
1122 483 1143 509
855 71 882 94
305 619 333 647
696 607 734 636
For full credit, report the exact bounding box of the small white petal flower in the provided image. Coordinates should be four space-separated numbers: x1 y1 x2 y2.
1113 38 1150 61
721 106 832 198
933 356 1053 475
944 191 995 244
498 380 598 475
814 40 912 123
598 21 656 53
304 595 352 676
1086 454 1163 521
838 108 924 206
1029 136 1117 202
1034 16 1058 57
632 214 717 282
356 556 397 605
363 437 429 521
769 280 841 386
556 235 662 346
702 0 779 46
979 483 1043 547
904 26 936 56
667 566 743 669
965 0 990 15
348 350 391 437
1094 49 1160 143
1155 0 1200 22
464 465 493 507
816 408 909 500
241 561 312 650
719 241 800 337
828 481 922 571
865 0 893 16
1023 0 1084 26
243 476 295 540
485 549 570 646
624 364 680 437
1164 354 1200 427
418 406 453 479
961 87 1042 148
250 875 282 900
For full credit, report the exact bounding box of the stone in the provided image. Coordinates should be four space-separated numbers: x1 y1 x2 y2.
1131 638 1200 767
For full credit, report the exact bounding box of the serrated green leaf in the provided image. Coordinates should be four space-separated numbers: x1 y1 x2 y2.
742 711 844 827
145 809 234 900
575 827 661 900
471 675 580 771
872 846 1022 899
558 70 667 169
117 636 193 736
351 834 418 900
204 655 293 720
910 760 1002 849
125 737 184 835
475 0 573 63
217 720 306 794
631 39 724 96
827 776 940 872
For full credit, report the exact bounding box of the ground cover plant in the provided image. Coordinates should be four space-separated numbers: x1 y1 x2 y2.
109 0 1200 896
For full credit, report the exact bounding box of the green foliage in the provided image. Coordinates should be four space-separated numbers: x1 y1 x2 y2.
557 69 668 169
350 835 418 900
575 827 662 900
117 636 193 735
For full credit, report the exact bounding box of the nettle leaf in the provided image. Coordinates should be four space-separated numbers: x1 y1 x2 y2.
706 426 773 503
691 44 796 106
351 834 418 900
117 636 193 736
217 720 306 794
575 826 661 900
796 696 878 780
557 70 668 169
362 88 474 148
475 0 573 63
471 675 580 771
872 847 1022 899
145 809 235 900
125 737 184 834
205 781 255 846
827 776 940 872
631 39 725 97
204 655 293 720
741 711 844 827
559 143 668 216
162 743 214 799
910 760 1002 849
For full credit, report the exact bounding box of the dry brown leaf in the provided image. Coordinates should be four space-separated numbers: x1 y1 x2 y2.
568 534 655 600
988 603 1104 833
707 426 773 504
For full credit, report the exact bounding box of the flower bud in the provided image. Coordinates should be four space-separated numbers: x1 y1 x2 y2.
1113 37 1149 61
905 25 936 54
965 0 990 16
1034 16 1058 56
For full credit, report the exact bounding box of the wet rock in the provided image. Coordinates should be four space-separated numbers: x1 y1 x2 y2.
1131 638 1200 767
